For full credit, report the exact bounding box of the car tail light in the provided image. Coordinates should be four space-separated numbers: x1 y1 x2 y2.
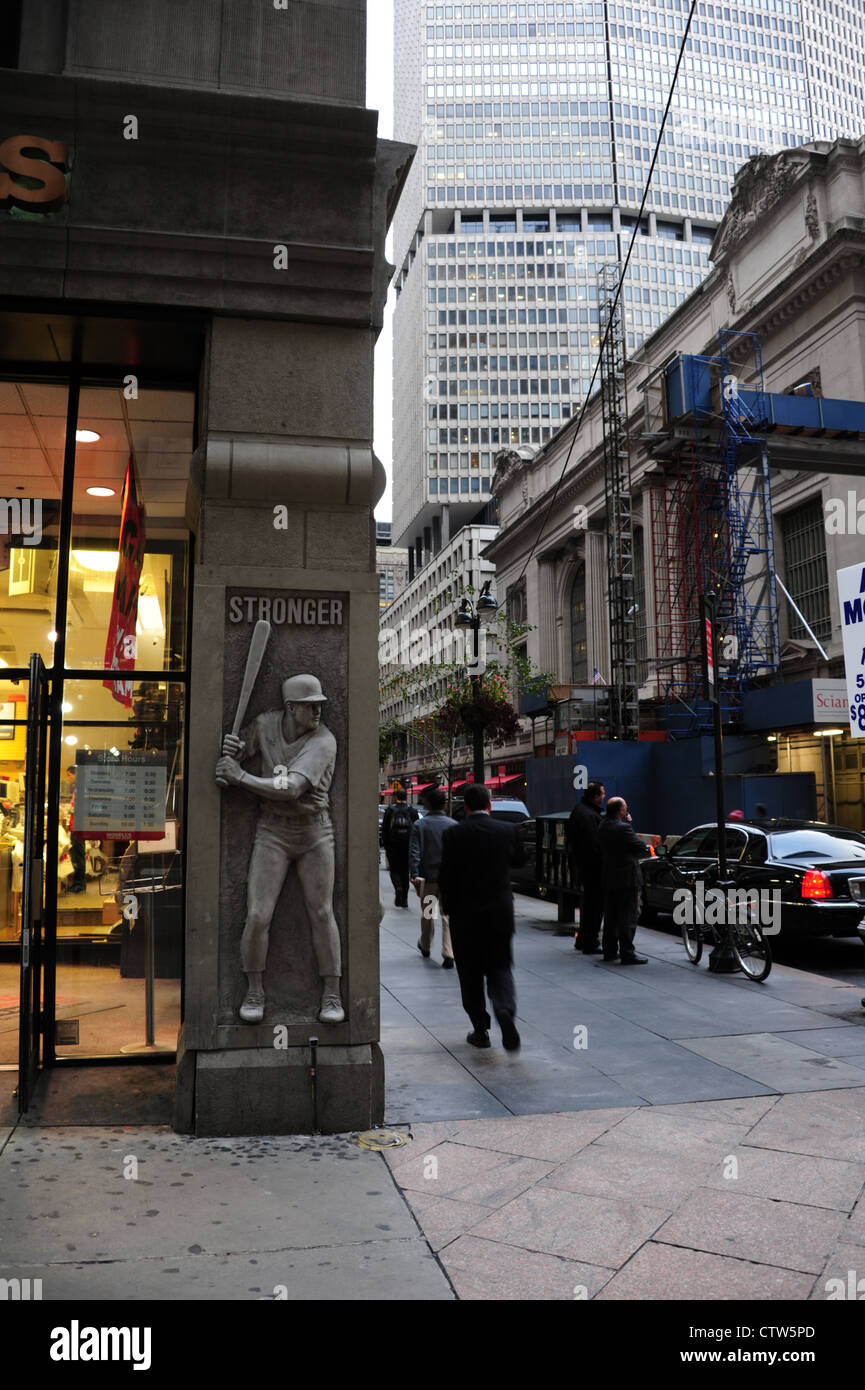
801 870 833 900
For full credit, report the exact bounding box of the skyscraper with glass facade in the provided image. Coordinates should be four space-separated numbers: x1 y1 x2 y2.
391 0 865 568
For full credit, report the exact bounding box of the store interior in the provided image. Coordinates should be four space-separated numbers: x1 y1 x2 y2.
0 376 192 1066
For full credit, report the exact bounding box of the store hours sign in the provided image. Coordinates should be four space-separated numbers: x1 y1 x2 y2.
73 750 167 840
837 561 865 738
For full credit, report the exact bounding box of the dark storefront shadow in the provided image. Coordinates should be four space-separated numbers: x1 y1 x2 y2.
10 1063 175 1127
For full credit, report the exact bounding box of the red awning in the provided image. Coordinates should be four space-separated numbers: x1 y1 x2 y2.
486 773 524 790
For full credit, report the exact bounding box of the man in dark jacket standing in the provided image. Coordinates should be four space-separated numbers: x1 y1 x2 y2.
438 784 526 1050
598 796 651 964
566 781 605 954
381 787 419 908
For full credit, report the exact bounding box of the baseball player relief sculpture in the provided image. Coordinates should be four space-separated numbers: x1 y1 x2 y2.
215 619 345 1027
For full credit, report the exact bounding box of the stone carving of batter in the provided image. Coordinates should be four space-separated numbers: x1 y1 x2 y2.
214 674 345 1026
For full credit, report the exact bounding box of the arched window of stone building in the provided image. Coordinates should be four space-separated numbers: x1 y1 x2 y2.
571 562 588 684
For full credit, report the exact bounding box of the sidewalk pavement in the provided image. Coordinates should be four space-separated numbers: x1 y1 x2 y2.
2 875 865 1301
377 869 865 1299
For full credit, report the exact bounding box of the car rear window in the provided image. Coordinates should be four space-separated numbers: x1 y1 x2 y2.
768 830 865 862
490 810 529 823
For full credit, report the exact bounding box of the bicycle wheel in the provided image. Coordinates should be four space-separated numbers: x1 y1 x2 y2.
729 921 772 981
681 919 702 964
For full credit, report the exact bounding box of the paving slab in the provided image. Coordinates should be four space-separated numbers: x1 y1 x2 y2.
845 1192 865 1246
447 1108 634 1162
0 1124 452 1308
675 1032 865 1092
701 1146 865 1211
596 1242 815 1301
400 1190 494 1252
469 1185 670 1267
437 1233 614 1301
653 1186 847 1274
390 1140 552 1206
384 1050 510 1123
777 1024 865 1057
542 1138 717 1209
0 1241 454 1301
644 1096 779 1129
741 1087 865 1162
590 1104 758 1160
810 1242 865 1301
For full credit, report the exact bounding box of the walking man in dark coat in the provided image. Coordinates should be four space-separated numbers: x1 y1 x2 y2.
566 781 605 954
438 783 526 1050
598 796 651 964
381 786 419 908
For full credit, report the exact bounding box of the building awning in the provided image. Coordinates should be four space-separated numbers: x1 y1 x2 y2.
486 773 524 790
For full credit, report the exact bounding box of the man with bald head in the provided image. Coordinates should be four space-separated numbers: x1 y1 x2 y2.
598 796 651 964
215 673 344 1027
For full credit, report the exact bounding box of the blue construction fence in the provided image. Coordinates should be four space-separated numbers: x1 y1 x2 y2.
525 736 816 837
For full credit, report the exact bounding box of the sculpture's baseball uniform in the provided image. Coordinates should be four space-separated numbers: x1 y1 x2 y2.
237 712 341 978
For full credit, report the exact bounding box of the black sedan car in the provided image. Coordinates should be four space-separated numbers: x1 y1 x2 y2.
640 819 865 939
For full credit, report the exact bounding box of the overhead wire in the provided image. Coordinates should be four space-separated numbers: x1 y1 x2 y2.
515 0 700 583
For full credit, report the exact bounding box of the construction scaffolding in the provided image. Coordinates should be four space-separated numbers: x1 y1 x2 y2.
598 263 639 740
649 330 780 736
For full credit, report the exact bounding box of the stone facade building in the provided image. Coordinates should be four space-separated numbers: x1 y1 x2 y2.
485 137 865 829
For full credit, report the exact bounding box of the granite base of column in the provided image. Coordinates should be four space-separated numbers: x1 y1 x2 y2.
175 1039 385 1136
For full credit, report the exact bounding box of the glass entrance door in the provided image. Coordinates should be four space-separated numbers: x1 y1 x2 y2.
17 652 48 1112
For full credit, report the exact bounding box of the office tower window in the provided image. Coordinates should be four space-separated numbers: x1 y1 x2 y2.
392 0 865 569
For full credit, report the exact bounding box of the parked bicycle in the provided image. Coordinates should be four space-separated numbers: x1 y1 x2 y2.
678 866 772 982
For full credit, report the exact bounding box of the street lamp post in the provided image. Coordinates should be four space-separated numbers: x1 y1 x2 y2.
455 580 498 789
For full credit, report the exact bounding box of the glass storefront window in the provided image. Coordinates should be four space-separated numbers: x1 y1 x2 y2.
0 380 64 667
0 337 196 1072
66 385 193 672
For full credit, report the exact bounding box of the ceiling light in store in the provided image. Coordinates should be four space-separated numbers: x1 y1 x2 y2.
64 735 78 746
815 728 845 736
0 658 6 669
109 747 120 757
86 486 115 498
47 629 57 642
75 429 101 443
72 550 119 572
766 735 777 742
61 701 73 712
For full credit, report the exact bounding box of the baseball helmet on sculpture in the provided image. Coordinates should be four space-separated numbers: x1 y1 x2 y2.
282 674 328 704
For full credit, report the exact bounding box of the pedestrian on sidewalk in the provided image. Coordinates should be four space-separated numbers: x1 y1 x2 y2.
598 796 651 964
438 783 526 1051
566 780 605 954
381 788 419 908
409 788 457 967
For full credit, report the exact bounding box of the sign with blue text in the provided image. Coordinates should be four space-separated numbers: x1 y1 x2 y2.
837 561 865 738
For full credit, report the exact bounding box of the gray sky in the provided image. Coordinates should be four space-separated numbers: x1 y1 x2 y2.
367 1 395 521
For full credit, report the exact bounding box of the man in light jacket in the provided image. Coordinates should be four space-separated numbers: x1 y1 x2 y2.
409 787 456 968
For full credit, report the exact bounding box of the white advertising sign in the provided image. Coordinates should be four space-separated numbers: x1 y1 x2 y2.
811 679 849 723
837 561 865 739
